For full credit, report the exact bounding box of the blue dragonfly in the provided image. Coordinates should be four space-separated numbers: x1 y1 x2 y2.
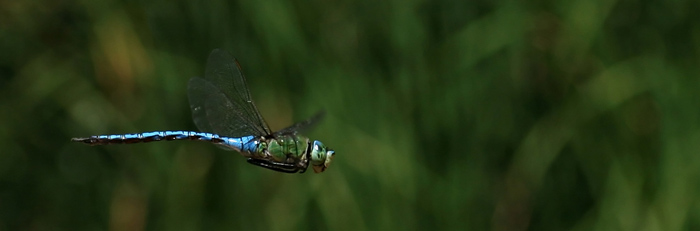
72 49 335 173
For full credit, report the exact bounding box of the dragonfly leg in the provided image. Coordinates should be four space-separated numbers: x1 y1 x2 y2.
246 158 300 173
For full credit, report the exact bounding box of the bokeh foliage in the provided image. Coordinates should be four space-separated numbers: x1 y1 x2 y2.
1 0 700 230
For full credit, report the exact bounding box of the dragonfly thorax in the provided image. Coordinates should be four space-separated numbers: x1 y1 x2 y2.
252 135 334 173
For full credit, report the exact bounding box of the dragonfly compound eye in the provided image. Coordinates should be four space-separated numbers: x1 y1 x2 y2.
311 140 334 173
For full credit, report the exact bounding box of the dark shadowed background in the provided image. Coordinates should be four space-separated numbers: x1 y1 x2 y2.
2 0 700 230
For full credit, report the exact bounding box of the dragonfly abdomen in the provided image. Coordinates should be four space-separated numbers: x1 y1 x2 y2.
72 131 229 146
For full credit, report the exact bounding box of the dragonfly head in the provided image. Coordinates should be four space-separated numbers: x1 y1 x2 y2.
310 140 335 173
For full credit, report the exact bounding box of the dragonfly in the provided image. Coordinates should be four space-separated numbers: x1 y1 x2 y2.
72 49 335 173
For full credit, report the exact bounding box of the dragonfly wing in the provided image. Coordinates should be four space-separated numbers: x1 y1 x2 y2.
187 49 273 137
204 49 272 136
274 111 326 136
188 78 214 133
188 77 268 137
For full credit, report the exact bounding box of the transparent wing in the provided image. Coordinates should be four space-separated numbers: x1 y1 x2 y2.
187 49 272 137
274 111 326 136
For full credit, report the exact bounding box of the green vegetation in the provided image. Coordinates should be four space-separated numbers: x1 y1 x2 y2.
1 0 699 230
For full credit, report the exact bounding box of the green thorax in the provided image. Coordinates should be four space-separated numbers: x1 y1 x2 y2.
254 134 310 167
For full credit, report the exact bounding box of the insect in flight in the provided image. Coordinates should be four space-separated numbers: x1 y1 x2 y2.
72 49 335 173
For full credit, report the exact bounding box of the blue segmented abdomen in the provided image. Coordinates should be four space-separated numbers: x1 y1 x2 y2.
71 131 257 153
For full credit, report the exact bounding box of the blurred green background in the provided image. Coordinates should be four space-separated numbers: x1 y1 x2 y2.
2 0 700 230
